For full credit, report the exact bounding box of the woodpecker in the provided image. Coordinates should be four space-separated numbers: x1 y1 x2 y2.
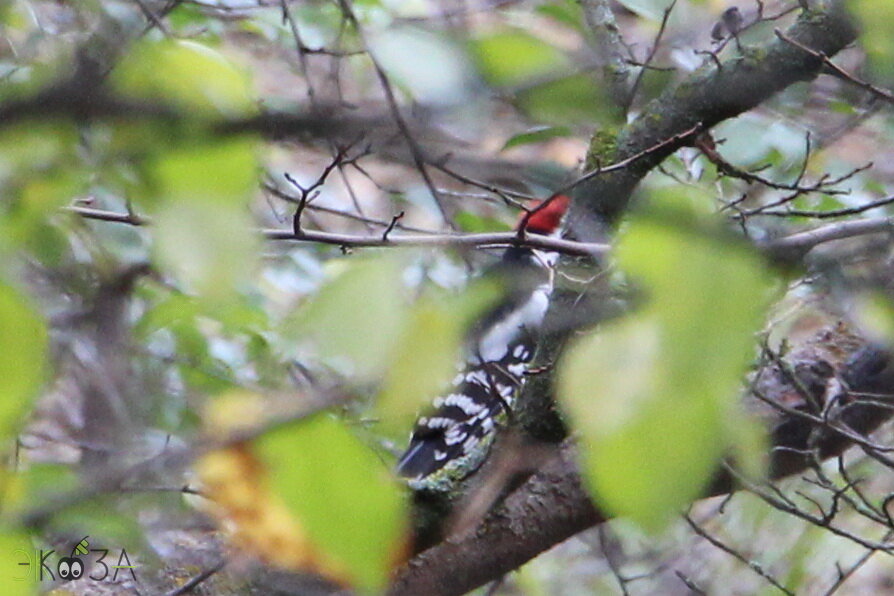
396 195 571 491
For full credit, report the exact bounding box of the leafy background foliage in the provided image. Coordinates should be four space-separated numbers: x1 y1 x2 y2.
0 0 893 594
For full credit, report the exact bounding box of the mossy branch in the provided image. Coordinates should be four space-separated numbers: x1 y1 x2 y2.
570 0 858 240
392 2 867 594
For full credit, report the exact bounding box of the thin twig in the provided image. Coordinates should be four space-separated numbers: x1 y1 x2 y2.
731 163 872 219
598 525 631 596
823 547 877 596
556 122 705 197
757 194 894 219
264 181 433 233
675 570 707 595
269 227 609 257
776 29 894 105
134 0 172 36
382 211 404 241
698 133 861 201
63 204 604 256
336 0 455 228
163 560 227 596
627 0 676 107
684 514 795 595
66 204 894 260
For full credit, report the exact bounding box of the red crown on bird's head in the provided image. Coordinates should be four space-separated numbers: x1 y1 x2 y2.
517 194 571 235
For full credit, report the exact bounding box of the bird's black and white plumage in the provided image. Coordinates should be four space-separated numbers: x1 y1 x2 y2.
396 195 570 490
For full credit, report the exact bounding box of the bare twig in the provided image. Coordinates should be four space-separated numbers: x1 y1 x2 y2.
264 182 432 233
711 2 800 55
756 194 894 219
335 0 455 228
684 513 795 595
776 29 894 105
134 0 172 36
557 121 706 198
268 227 609 257
731 163 873 219
382 211 404 241
64 204 602 255
598 525 632 596
66 205 147 226
697 133 862 201
675 570 707 595
163 560 227 596
627 0 676 107
823 546 879 595
66 202 894 260
285 143 361 233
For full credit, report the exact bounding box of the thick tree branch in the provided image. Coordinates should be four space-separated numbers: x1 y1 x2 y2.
390 336 894 596
570 0 859 240
0 74 396 144
389 442 600 596
763 216 894 261
392 3 872 593
581 0 632 109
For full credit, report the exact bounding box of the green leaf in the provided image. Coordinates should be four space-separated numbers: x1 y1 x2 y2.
852 292 894 344
829 99 857 115
117 130 259 211
135 293 200 338
150 137 259 207
0 122 78 181
470 30 566 86
619 222 770 393
12 464 78 514
502 126 571 150
454 211 513 233
0 123 84 256
257 415 406 592
167 2 210 29
570 340 725 528
153 201 259 300
0 282 46 435
559 207 773 530
112 39 255 117
289 256 406 379
724 403 769 482
520 74 613 125
850 1 894 83
0 528 37 594
106 40 260 215
376 280 501 438
50 498 144 555
1 170 83 264
536 1 584 29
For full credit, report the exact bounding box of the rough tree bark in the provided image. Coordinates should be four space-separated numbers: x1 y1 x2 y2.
389 2 873 594
569 0 858 239
389 330 894 596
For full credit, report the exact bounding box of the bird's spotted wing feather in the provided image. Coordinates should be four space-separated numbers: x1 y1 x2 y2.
396 194 569 490
396 283 549 490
